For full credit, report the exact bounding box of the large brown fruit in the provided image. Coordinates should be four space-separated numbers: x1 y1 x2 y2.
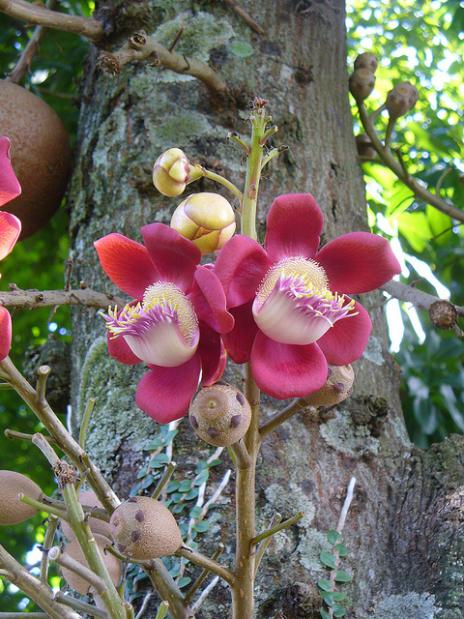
0 470 43 525
0 80 71 238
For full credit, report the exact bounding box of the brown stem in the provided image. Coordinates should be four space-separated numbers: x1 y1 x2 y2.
260 399 314 438
0 545 81 619
223 0 264 34
7 0 57 83
0 288 124 310
357 101 464 222
0 0 103 41
98 32 227 94
176 546 235 586
382 280 464 316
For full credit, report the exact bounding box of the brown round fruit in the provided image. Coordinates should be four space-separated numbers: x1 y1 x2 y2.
61 489 112 541
304 365 355 408
0 80 71 238
109 497 182 561
189 384 251 447
0 470 43 525
60 533 121 595
354 52 378 73
349 68 375 101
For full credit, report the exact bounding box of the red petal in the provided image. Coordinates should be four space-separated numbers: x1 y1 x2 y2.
0 212 21 260
251 331 328 399
94 233 158 298
141 223 201 292
215 235 270 308
316 232 401 294
107 333 141 366
0 137 21 207
265 193 324 262
190 266 234 334
221 302 258 363
135 354 201 423
0 306 12 361
198 323 227 385
317 300 372 365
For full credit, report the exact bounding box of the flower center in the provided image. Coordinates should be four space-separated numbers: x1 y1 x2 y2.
104 282 199 367
252 257 356 345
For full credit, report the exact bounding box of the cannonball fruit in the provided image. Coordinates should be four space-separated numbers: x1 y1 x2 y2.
349 68 375 101
0 470 43 525
354 52 378 73
189 384 251 447
0 80 71 238
304 365 355 408
60 534 121 595
61 489 112 541
109 496 182 561
385 82 419 119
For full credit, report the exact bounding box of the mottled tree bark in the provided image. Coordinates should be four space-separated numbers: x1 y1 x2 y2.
68 1 464 617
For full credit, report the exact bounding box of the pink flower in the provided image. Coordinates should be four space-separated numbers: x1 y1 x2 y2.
0 136 22 361
95 223 234 423
215 193 401 399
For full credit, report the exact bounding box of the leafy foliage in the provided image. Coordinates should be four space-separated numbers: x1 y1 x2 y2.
347 0 464 445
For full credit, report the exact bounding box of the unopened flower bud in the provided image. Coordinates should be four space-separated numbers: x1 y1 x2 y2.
349 68 375 101
385 82 419 119
153 148 194 197
356 134 376 160
354 53 378 73
171 192 236 254
189 384 251 447
304 365 354 408
429 300 457 330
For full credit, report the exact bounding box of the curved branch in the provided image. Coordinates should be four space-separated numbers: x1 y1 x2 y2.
357 101 464 223
98 31 228 94
0 0 103 42
0 288 124 310
382 280 464 316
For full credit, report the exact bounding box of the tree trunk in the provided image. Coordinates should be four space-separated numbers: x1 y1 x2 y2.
68 1 464 617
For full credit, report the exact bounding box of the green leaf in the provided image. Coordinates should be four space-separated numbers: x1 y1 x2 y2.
320 551 337 569
320 609 331 619
320 591 334 606
177 576 192 588
335 570 352 583
229 40 253 58
194 521 209 533
327 529 342 545
332 592 347 602
333 605 347 617
317 579 333 592
335 543 348 558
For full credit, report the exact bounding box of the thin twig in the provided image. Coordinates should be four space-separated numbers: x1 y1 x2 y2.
7 0 57 84
260 400 316 438
151 462 176 500
36 366 51 406
54 592 108 618
176 546 235 586
0 288 124 310
223 0 264 34
134 593 153 619
254 514 282 574
251 511 304 546
5 429 57 445
382 280 464 316
40 515 59 583
0 0 103 41
191 576 219 612
49 546 105 594
184 545 224 605
79 398 97 448
357 101 464 222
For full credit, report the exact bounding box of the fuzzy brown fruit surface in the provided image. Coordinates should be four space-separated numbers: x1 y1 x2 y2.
60 533 121 595
304 365 354 408
189 384 252 447
349 68 375 101
0 80 71 238
61 489 112 541
385 82 419 119
109 496 182 560
0 470 43 525
354 52 378 73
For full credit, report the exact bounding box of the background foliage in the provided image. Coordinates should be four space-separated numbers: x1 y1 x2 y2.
0 0 462 610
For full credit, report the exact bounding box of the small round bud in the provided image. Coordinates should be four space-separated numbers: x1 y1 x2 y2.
349 68 376 101
189 384 251 447
356 134 376 160
61 490 112 541
429 300 457 330
153 148 192 197
60 534 121 595
304 365 354 408
170 192 236 254
109 497 182 560
0 470 43 525
354 53 378 73
385 82 419 119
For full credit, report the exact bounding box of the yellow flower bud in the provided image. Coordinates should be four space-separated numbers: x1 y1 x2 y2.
171 192 236 255
153 148 191 197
